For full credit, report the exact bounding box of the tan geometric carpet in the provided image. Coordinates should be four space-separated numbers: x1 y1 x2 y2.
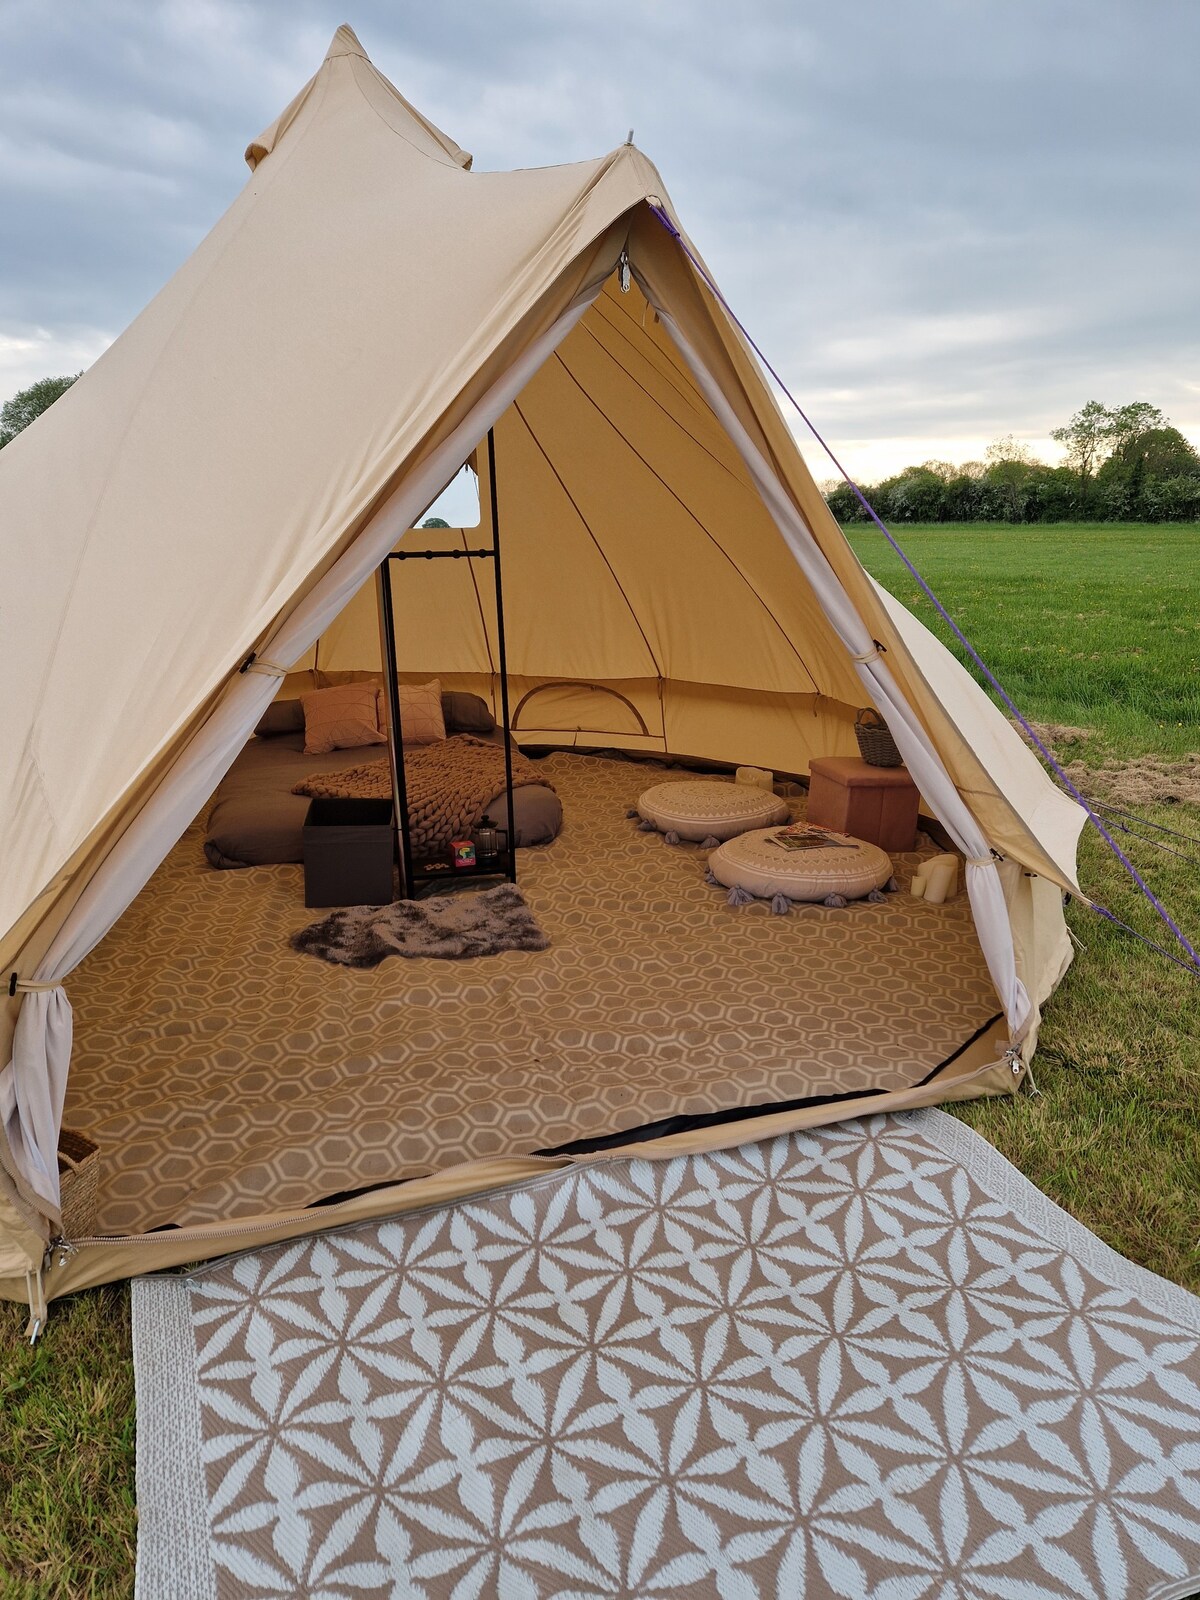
64 754 998 1236
131 1111 1200 1600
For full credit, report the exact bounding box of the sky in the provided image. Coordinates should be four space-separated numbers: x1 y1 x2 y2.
1 0 1198 495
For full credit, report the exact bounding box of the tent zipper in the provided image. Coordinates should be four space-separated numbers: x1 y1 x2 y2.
44 1161 575 1265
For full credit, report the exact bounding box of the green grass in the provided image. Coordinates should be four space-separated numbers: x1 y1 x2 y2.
0 1285 135 1598
846 520 1200 758
3 521 1199 1597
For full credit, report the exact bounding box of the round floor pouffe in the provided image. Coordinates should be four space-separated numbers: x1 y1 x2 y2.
709 826 893 907
637 780 789 843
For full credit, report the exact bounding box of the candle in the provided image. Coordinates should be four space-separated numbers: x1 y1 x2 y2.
922 855 959 905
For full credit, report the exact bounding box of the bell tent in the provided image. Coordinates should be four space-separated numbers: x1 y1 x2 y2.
0 26 1084 1317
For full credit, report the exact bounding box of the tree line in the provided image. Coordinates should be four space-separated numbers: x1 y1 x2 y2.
3 377 1198 524
825 402 1200 524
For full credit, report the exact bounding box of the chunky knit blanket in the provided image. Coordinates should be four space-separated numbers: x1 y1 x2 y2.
293 734 552 858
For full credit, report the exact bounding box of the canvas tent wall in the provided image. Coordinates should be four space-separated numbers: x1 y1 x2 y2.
0 26 1084 1299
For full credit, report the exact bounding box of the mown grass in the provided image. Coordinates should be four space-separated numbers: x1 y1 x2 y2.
846 520 1200 759
2 521 1199 1597
0 1285 135 1598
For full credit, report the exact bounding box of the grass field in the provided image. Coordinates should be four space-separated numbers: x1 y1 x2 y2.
2 522 1199 1597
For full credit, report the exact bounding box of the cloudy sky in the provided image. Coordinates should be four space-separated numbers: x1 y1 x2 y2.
1 0 1197 487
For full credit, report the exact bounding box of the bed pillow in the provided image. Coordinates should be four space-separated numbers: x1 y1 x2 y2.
376 679 446 746
255 697 306 738
301 682 386 755
441 690 495 734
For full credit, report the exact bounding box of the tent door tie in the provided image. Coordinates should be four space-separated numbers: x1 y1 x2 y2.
239 653 288 678
7 974 63 997
852 641 886 664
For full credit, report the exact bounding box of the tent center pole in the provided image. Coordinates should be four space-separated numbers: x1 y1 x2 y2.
375 564 413 898
486 427 518 884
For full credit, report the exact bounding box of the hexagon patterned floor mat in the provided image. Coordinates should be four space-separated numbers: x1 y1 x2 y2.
66 754 998 1234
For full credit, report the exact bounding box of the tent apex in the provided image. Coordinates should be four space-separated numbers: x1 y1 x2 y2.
324 24 368 62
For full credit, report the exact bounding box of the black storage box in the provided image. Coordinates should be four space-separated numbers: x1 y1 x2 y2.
302 798 394 908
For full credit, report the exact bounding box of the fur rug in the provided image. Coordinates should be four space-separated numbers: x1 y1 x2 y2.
291 882 550 966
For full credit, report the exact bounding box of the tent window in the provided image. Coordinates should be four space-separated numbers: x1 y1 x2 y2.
417 464 480 529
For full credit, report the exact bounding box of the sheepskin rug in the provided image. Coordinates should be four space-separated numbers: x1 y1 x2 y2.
291 882 550 965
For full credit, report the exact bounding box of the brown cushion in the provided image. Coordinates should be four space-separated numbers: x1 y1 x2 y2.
301 683 386 755
309 671 493 736
441 690 495 734
255 697 306 738
376 679 445 746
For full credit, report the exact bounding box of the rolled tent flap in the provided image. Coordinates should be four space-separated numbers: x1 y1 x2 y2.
0 26 1082 1249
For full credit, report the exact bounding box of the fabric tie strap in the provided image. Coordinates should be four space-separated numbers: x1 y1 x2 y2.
852 646 882 664
8 975 64 996
965 854 996 868
244 658 288 678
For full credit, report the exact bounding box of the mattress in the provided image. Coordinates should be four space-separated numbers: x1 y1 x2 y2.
204 730 562 868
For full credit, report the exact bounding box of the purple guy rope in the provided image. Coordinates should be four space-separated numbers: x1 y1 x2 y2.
647 201 1200 974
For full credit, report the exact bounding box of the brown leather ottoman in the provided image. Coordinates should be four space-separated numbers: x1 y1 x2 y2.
807 756 919 852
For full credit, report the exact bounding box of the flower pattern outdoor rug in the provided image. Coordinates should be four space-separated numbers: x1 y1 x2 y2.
132 1111 1200 1600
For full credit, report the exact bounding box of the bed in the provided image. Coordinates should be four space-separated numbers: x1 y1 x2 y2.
204 713 562 870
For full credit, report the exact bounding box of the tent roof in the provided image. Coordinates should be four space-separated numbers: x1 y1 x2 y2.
247 24 475 173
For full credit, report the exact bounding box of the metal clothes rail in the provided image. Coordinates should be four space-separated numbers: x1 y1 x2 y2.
375 426 517 899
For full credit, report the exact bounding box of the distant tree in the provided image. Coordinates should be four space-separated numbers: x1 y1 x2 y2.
941 470 986 521
1110 425 1199 479
1142 472 1200 522
420 516 450 528
1050 401 1112 503
825 481 865 523
983 437 1042 522
0 373 80 447
873 464 948 522
1096 424 1200 518
1105 401 1166 454
822 402 1198 526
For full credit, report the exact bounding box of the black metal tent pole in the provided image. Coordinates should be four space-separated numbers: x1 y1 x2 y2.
486 426 518 884
375 562 413 898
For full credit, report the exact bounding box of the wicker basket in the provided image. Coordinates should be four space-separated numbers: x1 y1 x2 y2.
57 1128 100 1239
854 707 903 768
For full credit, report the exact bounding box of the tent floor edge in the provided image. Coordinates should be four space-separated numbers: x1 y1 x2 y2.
0 1020 1012 1307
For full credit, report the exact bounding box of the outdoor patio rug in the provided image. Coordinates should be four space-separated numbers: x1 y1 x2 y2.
132 1109 1200 1600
